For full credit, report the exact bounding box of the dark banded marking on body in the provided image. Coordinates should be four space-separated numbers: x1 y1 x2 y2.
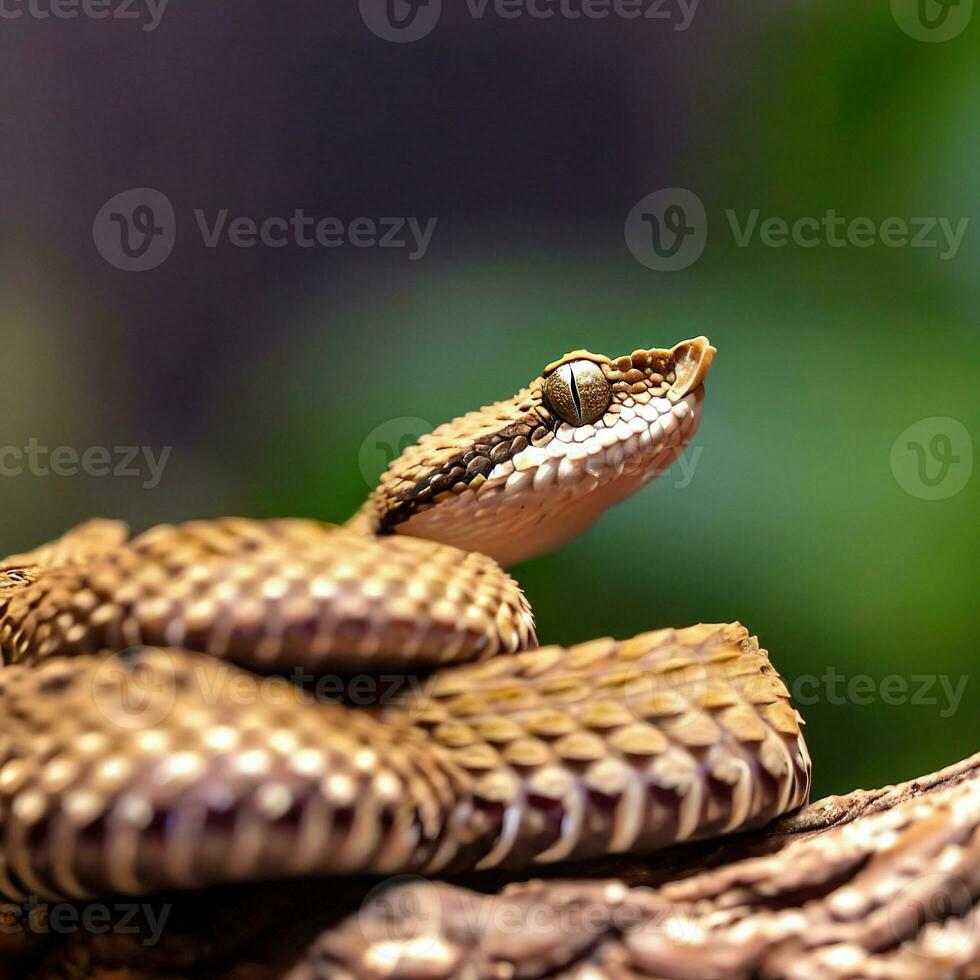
378 414 553 533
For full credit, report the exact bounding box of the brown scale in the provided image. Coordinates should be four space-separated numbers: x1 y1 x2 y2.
372 389 553 533
0 519 536 673
394 623 811 871
0 622 809 899
379 418 545 533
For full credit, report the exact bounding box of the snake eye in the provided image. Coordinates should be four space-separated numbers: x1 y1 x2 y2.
545 359 611 426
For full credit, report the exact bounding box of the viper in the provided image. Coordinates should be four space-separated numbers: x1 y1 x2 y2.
0 336 810 903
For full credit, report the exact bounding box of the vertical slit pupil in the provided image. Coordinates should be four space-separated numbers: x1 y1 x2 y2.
565 365 583 421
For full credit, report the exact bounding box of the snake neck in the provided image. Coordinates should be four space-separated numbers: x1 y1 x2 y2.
344 496 384 537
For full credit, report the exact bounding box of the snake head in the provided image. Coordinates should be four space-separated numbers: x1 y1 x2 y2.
366 336 715 567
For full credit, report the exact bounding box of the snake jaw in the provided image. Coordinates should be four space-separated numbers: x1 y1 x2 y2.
370 337 716 567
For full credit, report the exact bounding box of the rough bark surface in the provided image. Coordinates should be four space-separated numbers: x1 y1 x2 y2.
4 753 979 979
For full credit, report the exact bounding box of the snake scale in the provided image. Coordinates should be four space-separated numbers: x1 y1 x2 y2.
0 337 811 909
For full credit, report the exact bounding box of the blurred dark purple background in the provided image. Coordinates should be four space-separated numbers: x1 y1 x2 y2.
2 0 977 794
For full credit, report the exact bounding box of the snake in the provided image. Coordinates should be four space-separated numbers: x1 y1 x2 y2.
0 335 811 906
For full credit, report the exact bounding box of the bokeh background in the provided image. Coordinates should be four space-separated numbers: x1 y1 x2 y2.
2 1 977 798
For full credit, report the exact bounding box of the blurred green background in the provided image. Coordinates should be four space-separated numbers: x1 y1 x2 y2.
2 2 977 799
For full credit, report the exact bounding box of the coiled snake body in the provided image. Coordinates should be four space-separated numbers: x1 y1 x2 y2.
0 337 811 903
